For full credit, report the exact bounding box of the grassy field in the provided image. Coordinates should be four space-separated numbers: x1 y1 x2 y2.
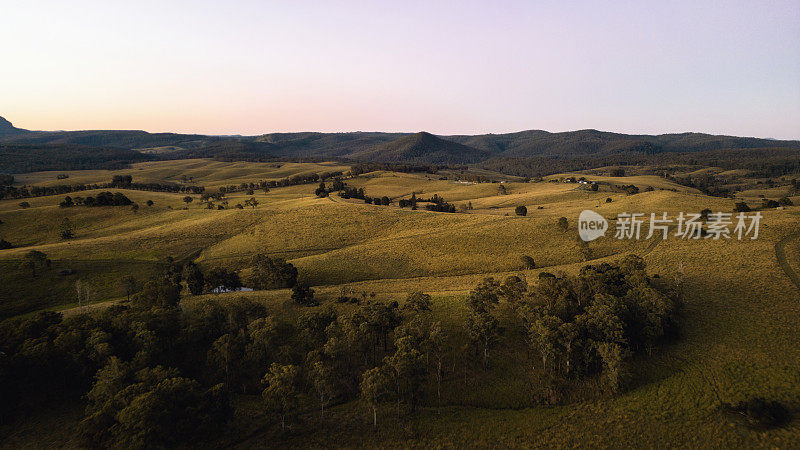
10 159 350 190
2 159 800 447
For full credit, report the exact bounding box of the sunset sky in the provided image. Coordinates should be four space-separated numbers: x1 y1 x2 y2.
2 0 799 139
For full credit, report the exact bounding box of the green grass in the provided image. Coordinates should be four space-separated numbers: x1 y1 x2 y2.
3 160 800 446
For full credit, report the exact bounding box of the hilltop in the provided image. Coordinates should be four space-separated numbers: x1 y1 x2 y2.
349 131 492 164
0 116 27 136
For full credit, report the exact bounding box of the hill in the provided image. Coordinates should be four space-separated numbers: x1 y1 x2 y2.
349 131 492 164
448 129 799 157
1 160 800 447
0 116 27 136
0 143 153 173
1 115 799 175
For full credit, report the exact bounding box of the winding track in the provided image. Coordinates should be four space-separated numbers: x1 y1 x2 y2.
775 230 800 292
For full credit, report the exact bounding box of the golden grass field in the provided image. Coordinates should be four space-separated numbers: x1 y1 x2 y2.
2 159 800 447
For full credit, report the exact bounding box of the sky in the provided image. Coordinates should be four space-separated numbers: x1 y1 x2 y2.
1 0 799 139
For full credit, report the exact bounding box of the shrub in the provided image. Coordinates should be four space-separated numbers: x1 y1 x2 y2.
515 205 527 216
521 255 536 269
728 398 790 427
291 283 317 306
734 202 751 212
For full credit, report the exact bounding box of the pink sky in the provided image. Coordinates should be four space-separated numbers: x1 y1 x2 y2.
2 0 799 139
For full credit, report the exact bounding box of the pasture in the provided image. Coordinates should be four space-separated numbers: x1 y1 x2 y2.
2 159 800 447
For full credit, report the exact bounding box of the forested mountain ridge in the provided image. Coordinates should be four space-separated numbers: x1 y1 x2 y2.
1 115 798 174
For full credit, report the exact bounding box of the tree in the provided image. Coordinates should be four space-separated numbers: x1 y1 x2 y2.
468 278 500 313
734 202 751 212
249 254 298 289
291 283 316 306
120 275 137 301
59 196 74 208
183 196 193 205
528 315 562 371
596 342 628 392
0 239 12 249
558 217 569 231
132 278 182 308
111 175 133 187
82 361 230 448
244 197 259 209
380 196 390 206
428 321 446 413
59 217 75 239
591 183 599 191
208 332 247 391
610 168 625 177
19 250 50 277
402 291 432 313
261 363 300 432
146 200 154 207
515 205 527 216
308 361 338 421
521 255 536 269
467 310 499 370
700 208 712 221
205 268 241 293
384 334 427 414
184 263 205 295
315 182 328 197
500 275 527 303
19 201 30 209
360 366 391 428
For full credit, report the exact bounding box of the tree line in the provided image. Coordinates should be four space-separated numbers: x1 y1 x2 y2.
0 255 681 445
0 176 204 201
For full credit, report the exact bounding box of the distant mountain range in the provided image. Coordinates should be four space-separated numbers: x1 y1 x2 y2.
1 115 799 175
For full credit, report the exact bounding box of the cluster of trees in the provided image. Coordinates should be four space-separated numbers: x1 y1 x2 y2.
0 143 152 174
0 254 682 442
615 184 640 195
0 177 203 201
519 256 680 393
418 194 457 213
253 171 343 192
182 255 299 295
762 197 793 208
0 297 249 447
350 163 455 176
123 181 204 195
477 147 800 179
314 179 393 207
1 183 105 201
247 254 298 290
59 191 133 208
